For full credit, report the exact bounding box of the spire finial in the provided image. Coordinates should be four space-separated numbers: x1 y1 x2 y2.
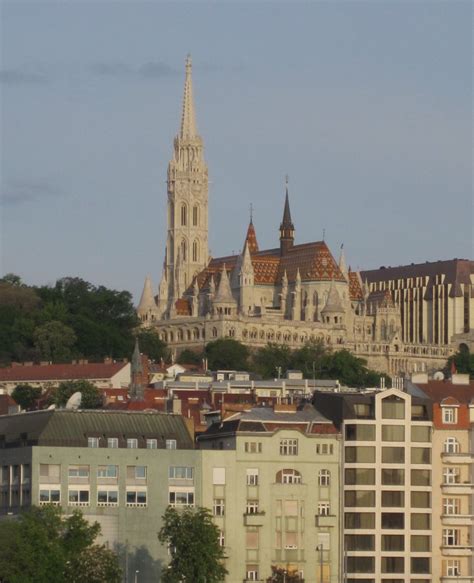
249 202 253 224
285 174 289 192
180 54 197 139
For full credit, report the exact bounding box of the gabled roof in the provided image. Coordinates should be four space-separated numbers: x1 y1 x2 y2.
244 220 259 254
413 381 474 404
348 271 364 301
0 362 129 383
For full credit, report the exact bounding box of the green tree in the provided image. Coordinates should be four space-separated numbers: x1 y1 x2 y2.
11 384 42 410
33 320 77 362
446 346 474 378
177 348 202 365
266 566 303 582
291 339 327 378
158 506 227 583
252 343 293 378
53 380 102 409
204 338 249 370
0 506 121 583
136 329 169 362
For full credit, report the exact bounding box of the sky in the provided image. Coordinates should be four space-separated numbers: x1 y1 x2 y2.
0 1 472 301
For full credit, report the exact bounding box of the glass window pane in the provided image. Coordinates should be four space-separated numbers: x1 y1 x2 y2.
411 448 431 464
382 468 405 485
346 557 374 573
345 446 375 463
345 425 375 441
345 468 375 485
382 425 405 441
411 491 430 508
344 513 375 529
382 557 404 573
345 534 375 551
382 491 404 507
345 490 375 507
382 447 405 463
411 469 431 486
411 558 430 574
411 514 431 530
411 535 431 552
381 513 404 529
382 535 404 551
382 398 405 419
411 426 431 442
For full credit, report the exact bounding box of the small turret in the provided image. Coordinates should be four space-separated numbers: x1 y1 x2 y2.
129 338 145 401
137 276 158 323
321 280 345 324
213 264 237 317
279 177 295 256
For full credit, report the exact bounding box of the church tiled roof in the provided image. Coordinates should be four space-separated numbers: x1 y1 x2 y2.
244 220 259 254
348 271 364 301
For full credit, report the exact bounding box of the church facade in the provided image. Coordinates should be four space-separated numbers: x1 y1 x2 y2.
137 57 462 376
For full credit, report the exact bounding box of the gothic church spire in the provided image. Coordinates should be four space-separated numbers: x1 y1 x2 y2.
180 54 198 139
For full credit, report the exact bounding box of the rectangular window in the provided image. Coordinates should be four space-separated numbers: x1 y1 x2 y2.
279 439 298 455
146 439 157 449
411 514 431 530
134 466 146 480
344 534 374 551
318 469 330 486
382 535 404 551
40 464 60 479
316 443 334 455
346 556 375 573
411 557 430 574
382 398 405 419
443 498 460 515
344 490 375 507
213 498 225 516
245 567 259 581
68 489 89 505
443 529 460 546
218 530 225 547
97 490 118 506
127 438 138 449
411 403 428 420
87 437 99 448
411 426 431 442
345 446 375 463
411 491 430 508
169 466 193 480
68 465 89 479
345 424 375 441
411 535 431 552
382 425 405 441
411 447 431 464
97 465 118 479
126 490 147 507
169 490 194 507
107 438 118 448
443 467 460 484
442 407 457 424
39 489 60 504
246 469 259 486
382 446 405 463
381 557 404 573
318 502 330 516
411 469 431 486
212 468 226 485
381 468 404 485
381 491 404 507
353 403 373 419
445 560 461 577
382 513 404 529
244 442 262 453
345 468 375 485
246 500 259 514
344 512 375 529
166 439 177 450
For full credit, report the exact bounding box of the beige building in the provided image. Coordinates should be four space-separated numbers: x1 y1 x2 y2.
198 404 341 583
137 57 469 376
315 387 434 582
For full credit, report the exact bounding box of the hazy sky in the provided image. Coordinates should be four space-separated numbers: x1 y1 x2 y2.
1 1 472 301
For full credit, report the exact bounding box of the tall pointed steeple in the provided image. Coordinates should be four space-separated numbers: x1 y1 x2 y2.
180 54 198 139
129 338 144 401
279 176 295 256
244 218 259 254
338 244 348 278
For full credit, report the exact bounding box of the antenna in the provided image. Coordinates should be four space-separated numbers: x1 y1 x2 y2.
65 391 82 410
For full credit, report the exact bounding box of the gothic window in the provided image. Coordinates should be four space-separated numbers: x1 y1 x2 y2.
181 239 187 261
212 327 218 338
192 240 199 262
381 320 387 340
192 205 199 226
181 204 187 226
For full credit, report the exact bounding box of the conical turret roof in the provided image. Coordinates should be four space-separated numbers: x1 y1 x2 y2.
214 264 236 303
137 276 156 312
321 280 344 313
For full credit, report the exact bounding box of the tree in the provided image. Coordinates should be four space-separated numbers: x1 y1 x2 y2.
33 320 77 362
0 506 121 583
266 566 303 582
136 329 169 362
204 338 249 371
177 348 202 365
158 506 227 583
11 383 42 410
53 380 103 409
291 339 327 378
252 343 293 378
446 346 474 378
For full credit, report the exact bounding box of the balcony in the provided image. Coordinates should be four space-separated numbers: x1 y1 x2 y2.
441 483 474 495
243 512 265 526
442 452 473 464
441 545 473 556
442 514 473 526
315 514 338 527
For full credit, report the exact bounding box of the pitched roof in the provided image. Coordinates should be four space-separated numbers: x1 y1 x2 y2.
348 271 364 301
244 220 259 254
0 362 129 383
413 380 474 404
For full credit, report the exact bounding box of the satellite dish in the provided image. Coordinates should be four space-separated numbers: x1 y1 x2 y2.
65 392 82 410
47 404 56 410
433 371 444 381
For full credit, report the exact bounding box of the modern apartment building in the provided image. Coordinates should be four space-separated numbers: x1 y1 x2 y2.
408 377 474 583
198 403 341 583
315 387 434 583
0 409 198 581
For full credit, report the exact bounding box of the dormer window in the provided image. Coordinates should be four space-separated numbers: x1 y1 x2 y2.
442 407 457 424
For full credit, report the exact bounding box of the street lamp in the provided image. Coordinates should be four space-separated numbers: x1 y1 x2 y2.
316 544 324 583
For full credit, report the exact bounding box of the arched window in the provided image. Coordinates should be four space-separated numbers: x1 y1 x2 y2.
444 437 460 454
381 320 387 340
192 240 199 262
276 469 302 484
181 239 187 261
180 204 187 226
318 469 330 486
193 205 199 226
212 327 218 338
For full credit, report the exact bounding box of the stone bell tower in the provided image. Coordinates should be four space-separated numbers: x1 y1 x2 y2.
161 55 209 314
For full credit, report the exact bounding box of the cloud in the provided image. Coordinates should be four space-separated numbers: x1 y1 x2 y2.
90 61 177 79
0 68 48 85
1 179 61 207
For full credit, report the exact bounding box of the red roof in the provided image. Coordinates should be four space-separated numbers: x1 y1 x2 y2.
348 270 364 301
416 380 474 404
0 362 128 383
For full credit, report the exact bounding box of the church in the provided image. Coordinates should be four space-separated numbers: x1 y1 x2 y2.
137 57 460 376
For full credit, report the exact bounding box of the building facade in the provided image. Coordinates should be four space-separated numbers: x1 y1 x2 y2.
315 387 434 583
137 57 469 376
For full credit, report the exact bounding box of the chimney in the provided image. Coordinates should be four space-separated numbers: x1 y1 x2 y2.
104 357 113 365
